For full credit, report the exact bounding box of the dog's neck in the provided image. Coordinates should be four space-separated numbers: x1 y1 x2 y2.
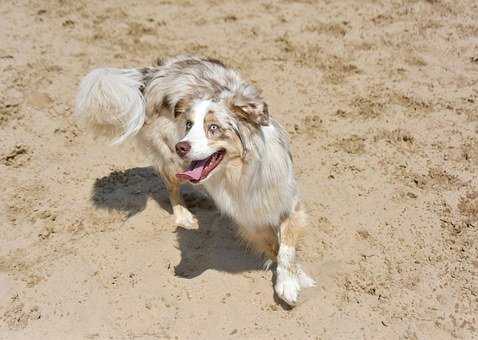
203 122 298 229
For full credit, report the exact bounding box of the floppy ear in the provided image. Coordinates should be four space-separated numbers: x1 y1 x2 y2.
228 85 269 126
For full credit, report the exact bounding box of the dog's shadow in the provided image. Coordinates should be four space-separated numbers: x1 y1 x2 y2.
92 166 263 278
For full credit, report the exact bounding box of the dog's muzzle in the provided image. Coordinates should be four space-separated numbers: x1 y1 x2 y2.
175 141 191 158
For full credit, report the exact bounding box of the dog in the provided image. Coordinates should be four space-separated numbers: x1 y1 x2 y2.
75 54 314 306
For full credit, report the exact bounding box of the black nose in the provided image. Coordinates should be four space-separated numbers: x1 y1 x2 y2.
175 141 191 158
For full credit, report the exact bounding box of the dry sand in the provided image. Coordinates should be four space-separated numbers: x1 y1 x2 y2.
1 0 477 339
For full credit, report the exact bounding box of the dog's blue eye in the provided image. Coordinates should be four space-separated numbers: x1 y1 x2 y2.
209 124 220 133
185 121 193 130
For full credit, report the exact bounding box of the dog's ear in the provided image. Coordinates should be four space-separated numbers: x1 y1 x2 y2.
228 85 269 126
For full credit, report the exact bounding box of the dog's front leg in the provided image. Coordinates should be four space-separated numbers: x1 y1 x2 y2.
274 206 315 306
164 178 197 228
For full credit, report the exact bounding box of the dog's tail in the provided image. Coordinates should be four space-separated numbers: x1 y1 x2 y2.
74 68 147 144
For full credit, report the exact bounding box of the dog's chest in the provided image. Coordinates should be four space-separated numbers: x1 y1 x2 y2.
205 179 291 230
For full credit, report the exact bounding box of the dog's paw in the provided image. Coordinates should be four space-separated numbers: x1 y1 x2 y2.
275 268 301 306
297 266 316 288
173 206 197 228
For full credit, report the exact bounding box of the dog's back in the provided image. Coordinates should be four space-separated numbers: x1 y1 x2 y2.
75 55 263 144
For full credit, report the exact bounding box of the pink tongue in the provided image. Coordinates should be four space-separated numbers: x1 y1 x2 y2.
176 158 208 181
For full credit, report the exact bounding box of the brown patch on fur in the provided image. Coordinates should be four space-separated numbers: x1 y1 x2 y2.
280 218 303 248
160 94 172 114
173 97 193 117
227 98 269 126
138 67 156 91
239 227 278 260
167 181 184 207
174 59 203 68
279 207 306 248
203 57 226 67
204 110 219 125
153 57 163 66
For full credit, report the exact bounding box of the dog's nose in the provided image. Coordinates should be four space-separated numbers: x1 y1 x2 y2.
175 141 191 158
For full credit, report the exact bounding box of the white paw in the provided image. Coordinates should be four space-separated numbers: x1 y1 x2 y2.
275 268 301 306
173 206 197 228
297 266 316 288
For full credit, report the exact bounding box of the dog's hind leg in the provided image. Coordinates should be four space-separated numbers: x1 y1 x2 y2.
274 204 315 306
238 227 278 262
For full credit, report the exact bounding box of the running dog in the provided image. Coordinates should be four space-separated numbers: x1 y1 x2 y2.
75 55 314 305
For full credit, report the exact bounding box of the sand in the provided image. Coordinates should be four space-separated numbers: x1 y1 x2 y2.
0 0 477 339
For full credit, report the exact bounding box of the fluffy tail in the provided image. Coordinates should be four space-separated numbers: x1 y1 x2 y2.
74 68 146 144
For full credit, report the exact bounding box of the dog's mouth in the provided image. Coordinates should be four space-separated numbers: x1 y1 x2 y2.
176 150 226 183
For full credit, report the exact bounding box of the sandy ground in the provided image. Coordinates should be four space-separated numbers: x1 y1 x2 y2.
1 0 477 339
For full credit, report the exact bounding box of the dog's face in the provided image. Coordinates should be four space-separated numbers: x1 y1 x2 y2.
175 97 268 183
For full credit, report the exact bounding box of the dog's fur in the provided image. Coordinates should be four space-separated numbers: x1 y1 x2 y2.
75 54 314 305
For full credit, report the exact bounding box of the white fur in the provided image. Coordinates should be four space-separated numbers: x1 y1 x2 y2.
275 245 315 305
173 204 197 227
278 245 296 268
204 123 296 229
275 245 301 305
75 68 146 144
180 100 218 160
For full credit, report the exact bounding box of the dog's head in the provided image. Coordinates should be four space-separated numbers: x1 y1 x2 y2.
174 88 269 184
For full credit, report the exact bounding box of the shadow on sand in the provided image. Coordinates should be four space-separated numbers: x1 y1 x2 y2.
91 166 263 278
